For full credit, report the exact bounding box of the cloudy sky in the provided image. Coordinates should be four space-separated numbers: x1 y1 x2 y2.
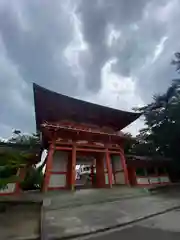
0 0 180 139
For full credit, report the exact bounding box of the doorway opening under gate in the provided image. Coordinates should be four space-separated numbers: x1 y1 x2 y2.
75 152 106 190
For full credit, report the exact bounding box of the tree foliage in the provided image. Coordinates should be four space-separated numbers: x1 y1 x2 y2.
20 165 44 190
9 130 40 146
0 131 44 191
131 53 180 165
0 149 30 190
123 133 135 154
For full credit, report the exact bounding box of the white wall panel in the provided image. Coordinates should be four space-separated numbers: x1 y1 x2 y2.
0 183 16 193
149 177 159 184
52 151 68 172
115 172 125 184
112 155 123 171
160 176 170 183
136 177 149 185
49 174 66 187
105 173 109 184
105 173 115 185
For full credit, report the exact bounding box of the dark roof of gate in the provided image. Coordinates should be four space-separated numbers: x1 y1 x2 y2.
33 83 141 131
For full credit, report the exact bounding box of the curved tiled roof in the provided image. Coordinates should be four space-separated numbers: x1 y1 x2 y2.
33 83 141 131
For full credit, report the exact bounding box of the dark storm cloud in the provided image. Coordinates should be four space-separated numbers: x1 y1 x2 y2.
77 0 149 91
0 0 77 94
77 1 108 91
77 0 180 99
0 0 180 138
134 0 180 101
111 17 167 77
0 0 77 138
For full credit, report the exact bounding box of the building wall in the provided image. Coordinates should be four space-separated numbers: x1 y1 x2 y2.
0 183 16 194
46 150 127 190
104 155 115 185
111 155 125 184
104 172 115 184
159 176 170 183
115 172 125 184
136 175 170 185
0 168 21 195
131 167 171 186
136 177 149 185
48 151 68 189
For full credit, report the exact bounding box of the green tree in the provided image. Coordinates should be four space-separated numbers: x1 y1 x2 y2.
123 133 135 154
0 131 43 191
132 53 180 163
9 130 40 146
133 84 180 158
9 130 46 191
0 149 30 190
172 52 180 72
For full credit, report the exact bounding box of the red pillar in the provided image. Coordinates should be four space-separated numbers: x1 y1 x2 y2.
119 148 129 185
42 143 54 192
66 152 72 189
128 167 137 186
70 145 76 190
96 153 105 188
106 150 113 188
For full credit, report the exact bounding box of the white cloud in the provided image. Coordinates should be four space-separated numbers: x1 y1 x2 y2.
0 123 13 140
84 59 145 135
106 24 121 47
155 0 178 23
151 36 168 63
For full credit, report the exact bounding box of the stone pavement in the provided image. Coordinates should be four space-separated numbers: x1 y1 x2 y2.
0 202 41 240
1 186 180 239
43 186 148 210
0 186 147 239
0 186 147 208
83 208 180 240
80 225 180 240
42 190 180 239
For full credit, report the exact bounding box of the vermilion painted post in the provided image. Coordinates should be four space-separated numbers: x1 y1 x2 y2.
66 151 72 189
71 144 76 190
119 148 129 185
105 150 113 188
42 143 54 192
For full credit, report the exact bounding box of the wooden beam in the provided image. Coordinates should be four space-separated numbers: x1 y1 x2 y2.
76 148 106 153
109 150 122 154
54 146 72 151
49 144 122 154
